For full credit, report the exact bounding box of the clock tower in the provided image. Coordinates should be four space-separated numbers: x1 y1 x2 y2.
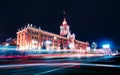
60 17 70 36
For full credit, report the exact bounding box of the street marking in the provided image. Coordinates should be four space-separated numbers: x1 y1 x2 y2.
34 65 74 75
35 63 120 75
0 63 75 75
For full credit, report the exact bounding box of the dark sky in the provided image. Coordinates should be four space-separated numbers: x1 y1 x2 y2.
0 0 120 47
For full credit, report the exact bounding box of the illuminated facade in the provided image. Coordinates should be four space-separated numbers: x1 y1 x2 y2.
16 17 89 50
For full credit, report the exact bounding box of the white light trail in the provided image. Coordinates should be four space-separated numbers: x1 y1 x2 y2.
0 63 120 68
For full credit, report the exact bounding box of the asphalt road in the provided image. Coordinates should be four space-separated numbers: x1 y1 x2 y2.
0 55 120 75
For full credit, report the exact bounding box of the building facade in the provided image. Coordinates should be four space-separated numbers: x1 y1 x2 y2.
16 17 89 50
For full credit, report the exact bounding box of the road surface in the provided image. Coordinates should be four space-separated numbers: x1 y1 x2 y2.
0 55 120 75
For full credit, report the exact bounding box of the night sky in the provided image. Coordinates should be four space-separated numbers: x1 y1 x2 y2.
0 0 120 48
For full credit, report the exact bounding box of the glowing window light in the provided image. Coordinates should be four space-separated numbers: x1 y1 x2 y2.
32 39 38 44
54 36 57 40
45 40 52 45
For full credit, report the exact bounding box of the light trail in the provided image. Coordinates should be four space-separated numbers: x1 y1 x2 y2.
0 63 78 68
0 62 120 68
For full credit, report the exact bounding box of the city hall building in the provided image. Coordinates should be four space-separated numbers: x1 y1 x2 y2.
16 17 89 50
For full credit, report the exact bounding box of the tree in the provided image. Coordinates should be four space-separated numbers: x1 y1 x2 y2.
91 42 97 50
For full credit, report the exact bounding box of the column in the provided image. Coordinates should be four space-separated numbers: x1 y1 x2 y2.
19 33 22 48
57 39 60 50
17 34 19 45
23 32 26 49
52 38 54 50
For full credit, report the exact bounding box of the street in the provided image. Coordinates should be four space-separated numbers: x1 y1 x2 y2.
0 55 120 75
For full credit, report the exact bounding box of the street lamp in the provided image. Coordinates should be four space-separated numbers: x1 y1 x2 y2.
5 43 9 47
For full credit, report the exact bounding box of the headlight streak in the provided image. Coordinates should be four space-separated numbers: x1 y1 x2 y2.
0 62 120 68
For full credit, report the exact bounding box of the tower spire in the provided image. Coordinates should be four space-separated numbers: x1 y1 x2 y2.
60 11 70 36
62 11 67 25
